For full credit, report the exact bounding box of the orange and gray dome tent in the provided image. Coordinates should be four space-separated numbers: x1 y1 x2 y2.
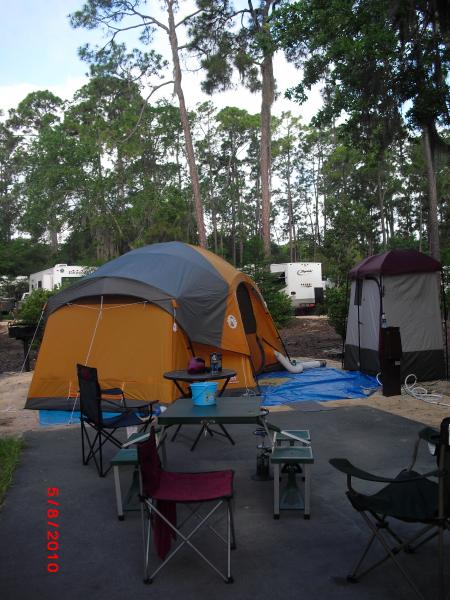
26 242 286 410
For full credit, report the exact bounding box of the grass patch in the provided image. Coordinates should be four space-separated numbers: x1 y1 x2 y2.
0 437 23 506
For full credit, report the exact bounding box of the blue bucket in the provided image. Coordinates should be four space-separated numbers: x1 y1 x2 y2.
190 382 218 406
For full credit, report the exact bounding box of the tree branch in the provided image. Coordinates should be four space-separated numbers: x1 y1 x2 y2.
118 80 175 145
248 1 261 31
121 4 169 33
105 22 147 34
175 9 203 29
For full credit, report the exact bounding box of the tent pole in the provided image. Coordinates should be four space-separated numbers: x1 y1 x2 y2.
357 281 361 371
440 273 449 380
370 276 383 377
342 277 350 369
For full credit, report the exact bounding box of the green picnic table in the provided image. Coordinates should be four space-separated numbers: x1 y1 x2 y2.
158 395 278 457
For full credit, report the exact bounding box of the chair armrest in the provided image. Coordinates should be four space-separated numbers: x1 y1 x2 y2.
419 426 440 444
330 458 441 483
101 398 130 413
100 388 157 413
100 387 125 407
101 387 124 396
330 458 399 482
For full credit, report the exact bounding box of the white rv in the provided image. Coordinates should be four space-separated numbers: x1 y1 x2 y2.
270 262 325 309
29 264 87 292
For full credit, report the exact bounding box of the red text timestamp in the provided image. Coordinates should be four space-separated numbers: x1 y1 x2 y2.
47 487 60 573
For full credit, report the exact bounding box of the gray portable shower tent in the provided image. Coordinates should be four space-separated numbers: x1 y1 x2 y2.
344 250 446 381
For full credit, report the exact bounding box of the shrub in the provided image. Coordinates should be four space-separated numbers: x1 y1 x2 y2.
17 289 53 325
324 285 348 339
242 263 294 329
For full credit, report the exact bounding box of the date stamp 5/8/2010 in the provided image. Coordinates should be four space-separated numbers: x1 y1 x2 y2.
47 487 60 573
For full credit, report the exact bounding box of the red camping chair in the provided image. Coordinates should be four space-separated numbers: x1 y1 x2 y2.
138 428 236 583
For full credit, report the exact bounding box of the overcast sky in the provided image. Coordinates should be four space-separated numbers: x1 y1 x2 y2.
0 0 322 121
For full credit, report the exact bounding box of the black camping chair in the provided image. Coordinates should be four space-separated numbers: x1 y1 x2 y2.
330 417 450 600
77 364 156 477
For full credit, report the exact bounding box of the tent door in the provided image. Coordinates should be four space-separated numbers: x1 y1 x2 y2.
236 283 265 374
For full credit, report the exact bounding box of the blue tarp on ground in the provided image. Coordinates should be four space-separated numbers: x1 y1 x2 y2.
258 367 379 406
39 406 162 426
39 410 123 426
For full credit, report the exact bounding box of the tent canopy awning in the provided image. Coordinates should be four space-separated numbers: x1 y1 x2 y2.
349 250 441 279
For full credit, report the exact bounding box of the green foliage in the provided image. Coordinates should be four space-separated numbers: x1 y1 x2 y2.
0 437 23 507
242 263 294 329
1 21 450 294
324 286 348 340
17 289 53 325
387 235 420 251
0 239 53 278
274 0 450 260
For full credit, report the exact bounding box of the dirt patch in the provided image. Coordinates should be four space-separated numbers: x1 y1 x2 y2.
279 316 343 361
0 321 37 374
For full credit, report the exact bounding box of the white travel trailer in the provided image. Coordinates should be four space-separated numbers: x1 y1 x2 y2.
270 262 325 309
29 264 87 292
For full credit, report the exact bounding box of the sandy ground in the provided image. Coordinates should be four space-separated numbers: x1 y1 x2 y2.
2 360 450 438
0 372 40 436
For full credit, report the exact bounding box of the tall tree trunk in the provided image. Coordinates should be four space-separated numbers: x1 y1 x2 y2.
314 186 320 258
49 228 58 252
377 171 387 250
254 176 261 238
292 222 298 261
311 155 321 258
285 139 293 261
418 197 423 252
211 205 218 254
208 154 218 253
167 0 207 248
288 205 293 262
260 52 274 259
227 146 237 265
231 198 236 266
239 196 244 267
422 125 440 260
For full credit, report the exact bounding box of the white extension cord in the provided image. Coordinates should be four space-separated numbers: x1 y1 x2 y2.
401 373 450 408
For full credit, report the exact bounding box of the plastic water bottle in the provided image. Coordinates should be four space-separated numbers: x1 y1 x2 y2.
210 353 219 373
381 312 387 328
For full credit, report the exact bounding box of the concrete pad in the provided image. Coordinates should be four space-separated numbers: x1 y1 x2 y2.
0 405 446 600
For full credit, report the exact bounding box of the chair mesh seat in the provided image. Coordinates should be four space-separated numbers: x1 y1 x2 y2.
348 469 438 522
152 470 234 503
101 412 146 428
